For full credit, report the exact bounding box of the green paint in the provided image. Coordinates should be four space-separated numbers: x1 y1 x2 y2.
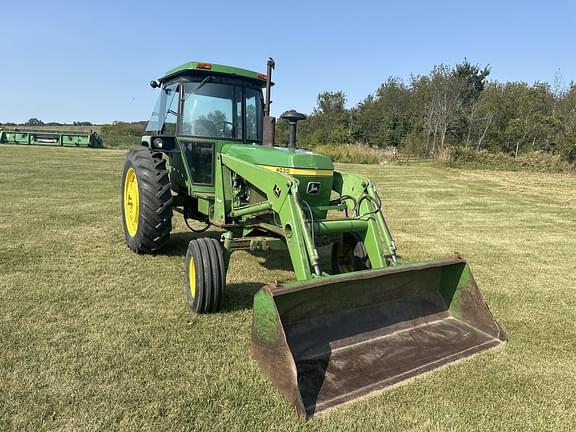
252 290 281 346
439 262 472 320
0 129 102 148
222 144 333 170
161 61 267 86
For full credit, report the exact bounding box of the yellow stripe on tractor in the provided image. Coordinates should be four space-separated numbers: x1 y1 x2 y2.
258 165 333 177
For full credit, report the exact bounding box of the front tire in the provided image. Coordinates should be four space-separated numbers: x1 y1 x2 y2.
185 238 226 313
121 147 173 253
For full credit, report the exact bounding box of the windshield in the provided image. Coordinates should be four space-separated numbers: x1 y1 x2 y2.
181 82 242 140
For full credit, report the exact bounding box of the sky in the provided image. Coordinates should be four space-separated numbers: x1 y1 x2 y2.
1 0 575 124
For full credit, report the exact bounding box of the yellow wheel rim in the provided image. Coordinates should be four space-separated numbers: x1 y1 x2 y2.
123 167 140 237
188 256 197 298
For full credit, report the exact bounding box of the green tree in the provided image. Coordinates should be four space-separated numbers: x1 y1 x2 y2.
479 82 555 155
453 59 490 147
352 78 413 148
25 118 44 126
300 91 352 145
413 65 464 154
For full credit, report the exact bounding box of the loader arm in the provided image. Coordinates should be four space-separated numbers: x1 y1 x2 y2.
219 153 321 280
332 170 398 266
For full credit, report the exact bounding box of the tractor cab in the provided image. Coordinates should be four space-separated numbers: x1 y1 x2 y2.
146 61 266 143
143 61 268 193
142 60 332 201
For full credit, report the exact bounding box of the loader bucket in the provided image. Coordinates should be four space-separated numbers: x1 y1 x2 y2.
251 257 505 417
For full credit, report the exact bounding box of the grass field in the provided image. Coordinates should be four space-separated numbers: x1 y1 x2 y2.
1 145 575 431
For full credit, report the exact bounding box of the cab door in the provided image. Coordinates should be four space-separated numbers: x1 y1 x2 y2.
176 80 244 194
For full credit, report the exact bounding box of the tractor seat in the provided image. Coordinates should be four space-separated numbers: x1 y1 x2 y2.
187 119 217 137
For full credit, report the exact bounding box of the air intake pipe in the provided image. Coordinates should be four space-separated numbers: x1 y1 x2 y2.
280 110 306 149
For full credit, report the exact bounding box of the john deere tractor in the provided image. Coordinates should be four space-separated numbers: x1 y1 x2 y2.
121 59 505 417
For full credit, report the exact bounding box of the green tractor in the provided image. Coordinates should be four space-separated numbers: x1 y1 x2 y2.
121 59 505 417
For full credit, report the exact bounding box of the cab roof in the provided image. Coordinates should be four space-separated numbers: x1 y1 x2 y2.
159 61 268 87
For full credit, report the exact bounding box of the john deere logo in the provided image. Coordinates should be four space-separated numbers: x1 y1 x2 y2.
273 184 281 198
306 182 320 195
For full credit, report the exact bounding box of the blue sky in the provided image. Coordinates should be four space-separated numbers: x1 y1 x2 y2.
1 0 575 124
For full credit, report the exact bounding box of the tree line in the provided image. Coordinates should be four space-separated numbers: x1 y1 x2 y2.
279 60 576 163
1 118 94 127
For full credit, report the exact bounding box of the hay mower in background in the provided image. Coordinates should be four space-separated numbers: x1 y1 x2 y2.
120 58 505 417
0 129 103 148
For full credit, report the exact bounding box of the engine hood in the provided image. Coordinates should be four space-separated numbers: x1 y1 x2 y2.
221 144 334 171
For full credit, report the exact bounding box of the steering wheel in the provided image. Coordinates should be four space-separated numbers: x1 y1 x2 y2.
213 121 235 137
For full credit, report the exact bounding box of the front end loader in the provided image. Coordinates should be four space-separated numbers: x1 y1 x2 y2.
120 59 505 417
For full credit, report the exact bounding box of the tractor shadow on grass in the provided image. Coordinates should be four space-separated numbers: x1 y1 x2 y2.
222 252 297 312
221 282 262 312
221 251 337 312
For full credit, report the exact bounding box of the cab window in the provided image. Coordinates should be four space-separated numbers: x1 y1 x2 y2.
180 82 241 140
246 87 263 142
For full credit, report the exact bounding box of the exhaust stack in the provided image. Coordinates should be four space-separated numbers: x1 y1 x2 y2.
263 58 276 146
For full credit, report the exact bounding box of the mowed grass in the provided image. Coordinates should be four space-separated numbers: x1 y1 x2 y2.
1 145 575 431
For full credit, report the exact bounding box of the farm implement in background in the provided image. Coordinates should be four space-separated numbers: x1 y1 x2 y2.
0 129 103 148
119 58 505 417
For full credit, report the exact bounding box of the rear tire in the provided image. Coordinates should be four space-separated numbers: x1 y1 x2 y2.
121 147 173 253
185 238 226 313
331 232 371 274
